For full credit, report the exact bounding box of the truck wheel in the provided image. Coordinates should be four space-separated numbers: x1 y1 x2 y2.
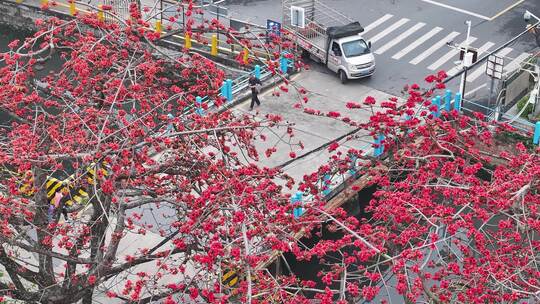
339 70 348 84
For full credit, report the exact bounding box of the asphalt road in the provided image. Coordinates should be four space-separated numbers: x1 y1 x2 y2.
225 0 540 101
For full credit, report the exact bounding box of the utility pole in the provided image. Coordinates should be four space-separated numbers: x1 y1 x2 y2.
459 20 473 98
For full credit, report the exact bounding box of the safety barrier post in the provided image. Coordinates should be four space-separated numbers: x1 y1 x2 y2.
166 113 174 133
401 114 413 135
211 34 218 56
348 155 358 176
226 79 232 101
454 92 462 112
195 96 204 115
221 81 229 102
242 47 249 64
322 175 332 196
444 90 452 112
185 33 192 49
254 65 261 79
69 0 76 16
374 134 385 157
432 95 441 118
291 191 304 218
97 4 104 22
534 122 540 145
280 55 288 74
155 20 162 36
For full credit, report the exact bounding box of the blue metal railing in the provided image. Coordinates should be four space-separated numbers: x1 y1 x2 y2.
180 57 293 116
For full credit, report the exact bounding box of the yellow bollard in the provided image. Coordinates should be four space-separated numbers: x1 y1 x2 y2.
155 20 162 36
211 34 218 56
69 0 76 15
243 47 249 64
41 0 48 6
185 33 192 49
97 4 104 22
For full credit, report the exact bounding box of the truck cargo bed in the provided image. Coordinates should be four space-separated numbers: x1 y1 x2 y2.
282 0 354 29
305 33 326 50
283 0 356 61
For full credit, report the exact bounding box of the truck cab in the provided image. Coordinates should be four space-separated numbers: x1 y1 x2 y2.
327 35 376 83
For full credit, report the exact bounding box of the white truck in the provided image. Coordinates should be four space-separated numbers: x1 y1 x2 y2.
282 0 376 83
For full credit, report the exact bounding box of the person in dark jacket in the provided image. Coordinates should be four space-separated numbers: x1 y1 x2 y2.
248 75 262 110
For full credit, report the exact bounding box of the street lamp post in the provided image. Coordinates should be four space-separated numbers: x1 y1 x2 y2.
459 20 473 98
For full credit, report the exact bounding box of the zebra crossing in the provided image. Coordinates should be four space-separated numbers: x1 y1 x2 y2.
427 36 477 71
363 14 531 85
391 27 443 60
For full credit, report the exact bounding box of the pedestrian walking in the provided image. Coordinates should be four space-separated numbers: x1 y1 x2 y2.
248 75 262 111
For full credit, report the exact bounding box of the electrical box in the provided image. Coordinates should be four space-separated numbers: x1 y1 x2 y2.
460 48 478 64
290 6 305 28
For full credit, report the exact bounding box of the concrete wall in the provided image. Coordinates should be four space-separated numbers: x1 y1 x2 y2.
502 68 533 112
0 1 46 31
0 0 76 31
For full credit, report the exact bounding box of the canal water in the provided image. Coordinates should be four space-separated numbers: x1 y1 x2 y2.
0 23 63 75
1 24 30 124
277 184 381 299
0 24 33 52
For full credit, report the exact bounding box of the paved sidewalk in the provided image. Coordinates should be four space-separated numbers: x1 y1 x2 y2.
231 66 402 191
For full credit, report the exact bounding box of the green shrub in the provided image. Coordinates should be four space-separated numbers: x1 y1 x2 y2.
516 93 533 118
496 130 535 151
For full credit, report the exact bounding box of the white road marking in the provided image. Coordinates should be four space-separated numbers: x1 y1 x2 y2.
467 47 513 82
409 31 460 65
447 41 495 76
375 22 426 55
368 18 409 44
428 36 477 70
392 27 443 60
503 52 531 73
420 0 491 20
363 14 393 34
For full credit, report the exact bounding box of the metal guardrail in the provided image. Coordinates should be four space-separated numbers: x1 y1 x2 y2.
460 98 536 133
5 0 273 60
498 112 536 133
460 98 496 117
443 20 540 85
